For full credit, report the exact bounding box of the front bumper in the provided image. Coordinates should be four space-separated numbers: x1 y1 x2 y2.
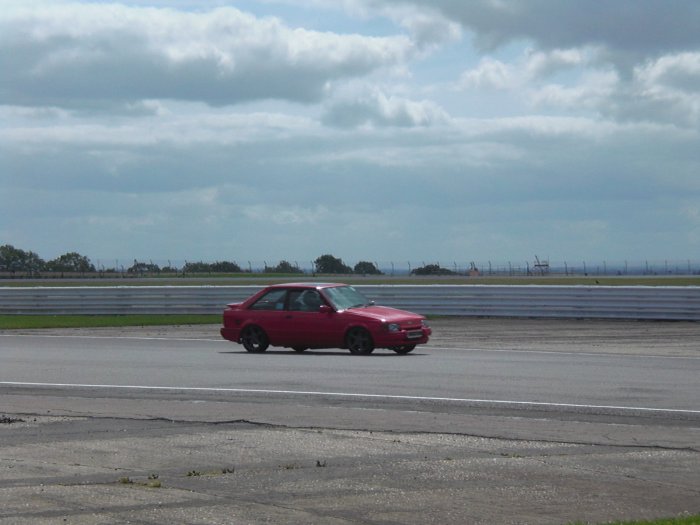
375 327 431 347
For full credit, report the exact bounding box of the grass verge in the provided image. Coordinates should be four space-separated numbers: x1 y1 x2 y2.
0 314 219 330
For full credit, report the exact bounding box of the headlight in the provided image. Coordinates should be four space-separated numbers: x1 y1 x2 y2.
386 323 401 332
421 319 430 328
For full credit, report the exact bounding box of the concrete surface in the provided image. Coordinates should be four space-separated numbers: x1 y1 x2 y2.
1 318 699 524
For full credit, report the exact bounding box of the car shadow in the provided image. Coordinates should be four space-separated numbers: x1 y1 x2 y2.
218 349 424 357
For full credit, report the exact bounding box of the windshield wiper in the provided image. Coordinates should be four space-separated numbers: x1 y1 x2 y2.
348 302 374 309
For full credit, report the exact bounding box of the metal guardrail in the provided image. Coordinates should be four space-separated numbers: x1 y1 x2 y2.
1 285 699 320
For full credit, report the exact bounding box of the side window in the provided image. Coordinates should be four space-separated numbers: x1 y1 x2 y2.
289 289 323 312
249 289 287 311
288 290 304 311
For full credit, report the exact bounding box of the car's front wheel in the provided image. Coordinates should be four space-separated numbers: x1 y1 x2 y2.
346 327 374 355
389 344 416 354
241 325 269 353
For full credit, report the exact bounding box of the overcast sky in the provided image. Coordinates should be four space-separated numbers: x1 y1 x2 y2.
2 0 699 268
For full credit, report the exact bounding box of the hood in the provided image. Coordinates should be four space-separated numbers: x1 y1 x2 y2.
346 305 423 323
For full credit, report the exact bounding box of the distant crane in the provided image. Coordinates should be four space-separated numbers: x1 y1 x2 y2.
534 255 550 276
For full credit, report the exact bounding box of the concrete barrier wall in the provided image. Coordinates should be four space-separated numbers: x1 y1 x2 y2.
1 285 699 320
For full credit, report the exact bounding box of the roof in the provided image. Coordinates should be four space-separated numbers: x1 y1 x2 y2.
267 282 344 289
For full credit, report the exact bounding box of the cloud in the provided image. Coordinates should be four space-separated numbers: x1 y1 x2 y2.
456 47 600 92
322 90 449 128
242 204 330 225
528 70 620 113
0 3 413 109
4 107 698 261
629 52 700 123
363 0 700 56
524 48 590 79
453 43 700 128
457 57 514 90
525 52 700 127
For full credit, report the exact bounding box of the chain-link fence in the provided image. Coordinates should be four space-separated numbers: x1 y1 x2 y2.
2 258 699 279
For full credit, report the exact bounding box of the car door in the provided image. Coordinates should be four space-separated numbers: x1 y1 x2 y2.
285 289 338 348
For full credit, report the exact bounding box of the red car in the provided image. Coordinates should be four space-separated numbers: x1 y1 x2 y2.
220 283 431 355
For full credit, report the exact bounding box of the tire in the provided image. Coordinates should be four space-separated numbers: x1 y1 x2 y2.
292 347 307 353
389 344 416 355
345 327 374 355
241 325 269 353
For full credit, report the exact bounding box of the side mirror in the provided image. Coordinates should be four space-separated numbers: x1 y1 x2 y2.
319 305 333 314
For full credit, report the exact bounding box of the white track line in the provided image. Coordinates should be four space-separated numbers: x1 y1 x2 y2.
1 381 698 416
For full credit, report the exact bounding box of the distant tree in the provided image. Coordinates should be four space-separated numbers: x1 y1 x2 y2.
183 261 241 273
354 261 382 275
46 252 96 273
314 254 352 274
0 245 23 271
0 245 45 274
209 261 242 273
265 260 303 274
183 261 210 273
128 260 160 274
411 263 454 276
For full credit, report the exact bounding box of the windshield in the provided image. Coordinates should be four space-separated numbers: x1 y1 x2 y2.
322 285 370 311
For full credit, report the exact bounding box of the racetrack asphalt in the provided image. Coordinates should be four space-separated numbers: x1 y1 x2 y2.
1 318 699 524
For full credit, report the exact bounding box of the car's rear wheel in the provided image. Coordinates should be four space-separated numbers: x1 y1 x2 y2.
346 327 374 355
241 325 269 353
389 344 416 354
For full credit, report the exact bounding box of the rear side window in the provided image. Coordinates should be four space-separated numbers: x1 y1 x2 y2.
249 289 287 310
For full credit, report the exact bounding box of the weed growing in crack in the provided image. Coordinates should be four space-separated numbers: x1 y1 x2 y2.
0 416 25 424
118 476 161 488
